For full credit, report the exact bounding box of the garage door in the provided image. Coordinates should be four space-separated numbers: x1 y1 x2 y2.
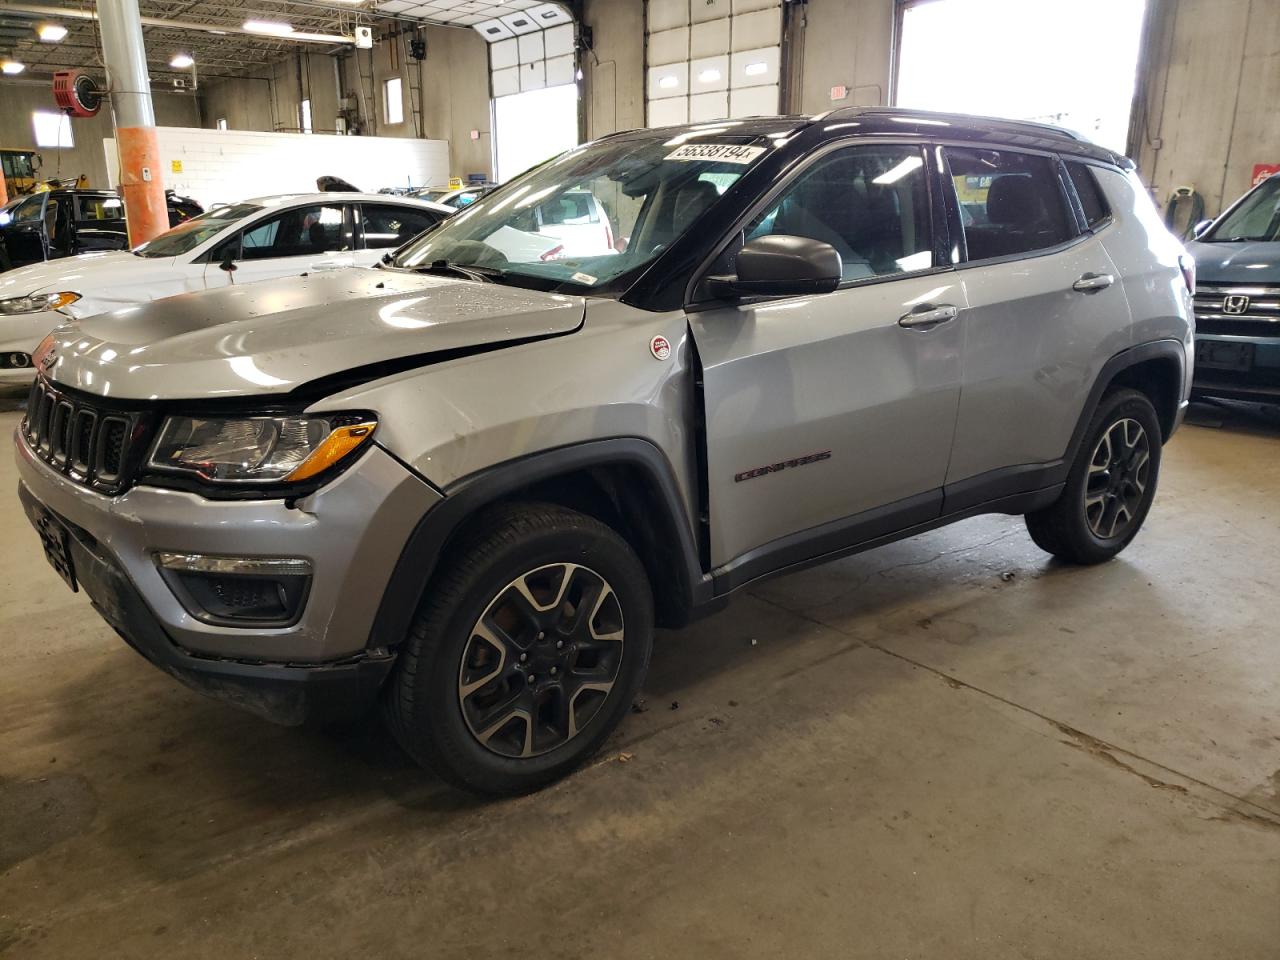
645 0 783 127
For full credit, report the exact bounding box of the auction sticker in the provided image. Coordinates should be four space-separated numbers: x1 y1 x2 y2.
665 143 766 164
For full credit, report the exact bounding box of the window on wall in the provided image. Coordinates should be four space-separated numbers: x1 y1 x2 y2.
300 99 312 134
384 77 404 125
32 111 73 148
645 0 783 127
335 116 347 135
216 117 228 130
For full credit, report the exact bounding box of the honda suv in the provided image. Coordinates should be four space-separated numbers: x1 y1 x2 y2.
1186 172 1280 402
14 109 1194 795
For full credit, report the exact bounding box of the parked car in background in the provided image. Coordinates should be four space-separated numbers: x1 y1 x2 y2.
1186 172 1280 403
15 109 1192 795
0 189 207 273
413 183 498 208
0 190 130 271
0 192 451 383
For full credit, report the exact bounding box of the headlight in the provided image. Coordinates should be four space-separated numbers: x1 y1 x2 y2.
146 414 377 485
0 292 81 315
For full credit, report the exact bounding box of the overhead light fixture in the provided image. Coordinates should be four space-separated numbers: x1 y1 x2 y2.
244 19 294 36
743 61 768 76
1 61 25 75
38 23 68 42
169 53 194 68
658 74 679 89
698 68 721 83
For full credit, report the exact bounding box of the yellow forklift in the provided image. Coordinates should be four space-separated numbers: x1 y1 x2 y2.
1 148 42 198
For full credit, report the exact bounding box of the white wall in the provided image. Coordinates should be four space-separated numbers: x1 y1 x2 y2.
104 127 450 209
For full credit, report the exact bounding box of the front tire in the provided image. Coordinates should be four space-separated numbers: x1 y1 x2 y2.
383 502 653 796
1025 388 1162 565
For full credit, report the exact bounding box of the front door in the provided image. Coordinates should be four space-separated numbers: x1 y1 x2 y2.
209 202 355 286
3 195 48 267
689 143 964 573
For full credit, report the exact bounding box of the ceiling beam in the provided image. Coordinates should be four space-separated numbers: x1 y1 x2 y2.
0 1 354 44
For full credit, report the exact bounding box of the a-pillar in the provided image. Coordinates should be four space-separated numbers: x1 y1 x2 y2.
98 0 167 246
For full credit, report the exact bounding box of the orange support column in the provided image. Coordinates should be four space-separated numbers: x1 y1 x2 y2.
97 0 167 247
0 174 8 207
115 126 168 246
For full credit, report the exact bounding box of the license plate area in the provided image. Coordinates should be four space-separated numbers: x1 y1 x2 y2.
34 508 78 592
1197 340 1255 372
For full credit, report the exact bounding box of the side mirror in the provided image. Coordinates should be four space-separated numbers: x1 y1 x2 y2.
1192 219 1214 238
708 235 843 299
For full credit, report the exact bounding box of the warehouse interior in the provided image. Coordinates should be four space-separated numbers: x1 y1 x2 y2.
1 0 1278 956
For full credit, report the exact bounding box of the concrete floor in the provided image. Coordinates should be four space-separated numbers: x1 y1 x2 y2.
1 390 1278 959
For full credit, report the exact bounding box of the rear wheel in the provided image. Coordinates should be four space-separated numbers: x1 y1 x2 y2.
383 503 653 796
1025 389 1162 564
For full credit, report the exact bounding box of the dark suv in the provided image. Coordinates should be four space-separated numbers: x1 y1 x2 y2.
0 188 203 271
1186 173 1280 402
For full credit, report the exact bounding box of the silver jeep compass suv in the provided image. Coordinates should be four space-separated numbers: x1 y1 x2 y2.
15 109 1194 795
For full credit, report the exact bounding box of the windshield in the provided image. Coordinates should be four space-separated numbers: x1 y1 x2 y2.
1203 178 1280 242
391 134 772 292
132 203 264 258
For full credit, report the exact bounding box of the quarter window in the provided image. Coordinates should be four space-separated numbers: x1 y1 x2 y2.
1065 161 1109 228
946 147 1075 261
719 144 934 282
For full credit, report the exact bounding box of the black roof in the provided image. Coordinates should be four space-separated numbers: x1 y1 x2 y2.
605 106 1133 170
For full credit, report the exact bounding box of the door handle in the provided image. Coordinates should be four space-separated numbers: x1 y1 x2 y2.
898 303 959 329
310 260 346 271
1072 272 1114 292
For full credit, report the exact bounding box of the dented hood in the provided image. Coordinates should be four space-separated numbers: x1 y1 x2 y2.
37 268 585 400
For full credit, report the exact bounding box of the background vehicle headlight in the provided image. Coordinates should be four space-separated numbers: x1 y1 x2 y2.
0 292 81 315
146 414 377 485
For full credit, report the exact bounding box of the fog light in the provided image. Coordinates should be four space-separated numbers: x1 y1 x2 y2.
156 553 312 627
2 352 32 369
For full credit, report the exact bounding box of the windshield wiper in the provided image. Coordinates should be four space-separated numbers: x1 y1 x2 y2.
411 259 499 283
1205 235 1267 243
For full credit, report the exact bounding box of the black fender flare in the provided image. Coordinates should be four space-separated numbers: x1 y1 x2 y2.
1066 338 1187 459
367 438 709 651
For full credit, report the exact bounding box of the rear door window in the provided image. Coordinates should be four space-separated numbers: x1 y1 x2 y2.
77 195 125 221
945 147 1076 261
358 204 440 250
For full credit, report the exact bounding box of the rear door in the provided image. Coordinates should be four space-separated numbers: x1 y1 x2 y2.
942 146 1130 504
690 142 965 572
206 201 355 285
72 194 128 252
353 202 443 265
